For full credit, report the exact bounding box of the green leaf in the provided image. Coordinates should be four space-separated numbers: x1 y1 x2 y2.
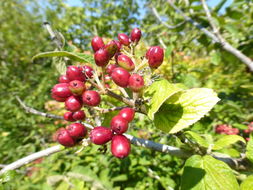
213 135 246 150
181 155 239 190
154 88 220 133
144 79 182 120
32 51 94 64
185 131 209 148
0 170 17 183
246 138 253 164
165 45 174 58
240 175 253 190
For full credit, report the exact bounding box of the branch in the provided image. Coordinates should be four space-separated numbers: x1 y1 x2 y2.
93 106 127 114
167 0 253 71
43 22 63 49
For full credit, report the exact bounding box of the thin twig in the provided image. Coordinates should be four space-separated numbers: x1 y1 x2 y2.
93 106 126 113
43 22 63 49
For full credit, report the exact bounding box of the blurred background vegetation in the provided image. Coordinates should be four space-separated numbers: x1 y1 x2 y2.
0 0 253 189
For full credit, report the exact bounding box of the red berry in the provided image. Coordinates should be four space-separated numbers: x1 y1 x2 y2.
111 135 131 158
147 46 164 68
111 67 130 88
82 90 101 106
57 129 75 147
130 28 142 43
145 47 154 59
106 64 118 75
90 126 113 145
118 33 130 46
68 80 86 95
91 36 105 52
246 138 250 142
66 123 87 140
104 40 118 58
51 83 72 102
65 96 83 112
81 65 94 79
94 48 110 67
72 110 86 121
128 74 144 92
110 115 129 134
115 40 122 52
119 108 135 122
66 66 86 82
117 54 135 71
58 75 70 83
63 112 75 122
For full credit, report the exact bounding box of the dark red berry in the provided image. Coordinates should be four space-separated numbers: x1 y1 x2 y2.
104 40 118 58
117 54 135 71
145 47 154 59
130 28 142 43
65 96 83 112
146 46 164 68
118 33 130 46
128 74 144 92
66 123 87 140
90 126 113 145
68 80 86 95
57 129 75 147
115 40 122 52
111 67 130 88
64 111 75 122
106 64 118 75
119 108 135 122
51 83 72 102
91 36 105 52
81 65 94 79
82 90 101 106
72 110 86 121
110 115 129 134
111 135 131 158
94 48 110 67
58 75 70 83
66 66 86 82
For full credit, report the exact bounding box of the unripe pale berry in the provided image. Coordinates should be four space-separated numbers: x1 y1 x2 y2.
58 75 70 83
63 111 75 122
66 123 87 140
111 134 131 159
110 115 129 134
66 66 86 82
130 28 142 43
117 54 135 71
81 65 94 79
128 74 144 92
146 46 164 68
51 83 72 102
111 67 130 88
57 129 75 147
69 80 86 95
119 108 135 122
118 33 130 46
65 96 83 112
72 110 86 121
106 64 118 75
90 126 113 145
104 74 111 83
91 36 105 52
104 40 118 58
82 90 101 106
94 48 110 67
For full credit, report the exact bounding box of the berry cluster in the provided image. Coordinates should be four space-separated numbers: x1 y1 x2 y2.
215 124 239 135
51 28 164 158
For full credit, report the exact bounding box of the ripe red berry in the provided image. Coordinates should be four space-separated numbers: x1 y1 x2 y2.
82 90 101 106
118 33 130 46
66 66 86 82
72 110 86 121
111 135 131 159
110 115 129 134
91 36 105 52
128 74 144 92
81 65 94 79
65 96 83 112
119 108 135 122
66 123 87 140
94 48 110 67
63 111 75 122
58 75 70 83
51 83 72 102
106 64 118 75
90 126 113 145
57 129 75 147
117 54 135 71
104 40 118 58
68 80 86 95
115 40 121 52
145 47 154 59
111 67 130 88
146 46 164 68
130 28 142 43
